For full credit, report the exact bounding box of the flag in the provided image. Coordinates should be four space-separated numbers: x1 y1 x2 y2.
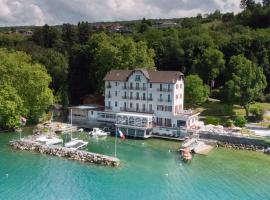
117 128 125 139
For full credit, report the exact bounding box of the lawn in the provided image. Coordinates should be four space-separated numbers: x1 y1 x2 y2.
185 99 270 126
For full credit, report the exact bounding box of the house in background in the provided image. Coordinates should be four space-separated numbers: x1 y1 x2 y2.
68 69 200 138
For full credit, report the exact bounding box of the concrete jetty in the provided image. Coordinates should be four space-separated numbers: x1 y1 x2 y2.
10 139 120 167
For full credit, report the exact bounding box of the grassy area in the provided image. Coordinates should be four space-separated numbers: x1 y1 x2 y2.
185 99 270 126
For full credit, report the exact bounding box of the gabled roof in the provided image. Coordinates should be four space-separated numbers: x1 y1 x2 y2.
104 69 183 83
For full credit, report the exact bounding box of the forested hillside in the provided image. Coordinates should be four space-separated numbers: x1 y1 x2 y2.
1 0 270 108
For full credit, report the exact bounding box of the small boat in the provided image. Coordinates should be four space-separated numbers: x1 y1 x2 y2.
36 136 63 145
180 148 192 162
89 128 110 137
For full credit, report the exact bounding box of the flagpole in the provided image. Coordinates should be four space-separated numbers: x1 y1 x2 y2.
114 127 117 158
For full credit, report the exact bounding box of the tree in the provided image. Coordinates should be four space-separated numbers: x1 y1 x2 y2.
185 75 210 104
0 48 54 124
78 21 91 44
0 84 24 128
225 55 266 117
196 47 225 88
263 0 270 7
240 0 256 9
89 33 155 92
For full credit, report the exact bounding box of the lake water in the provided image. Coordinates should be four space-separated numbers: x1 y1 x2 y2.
0 130 270 200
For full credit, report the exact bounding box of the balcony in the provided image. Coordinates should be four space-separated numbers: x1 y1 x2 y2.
106 85 112 89
120 107 154 114
105 94 111 98
148 98 153 101
158 99 163 102
125 87 147 91
157 88 173 92
122 96 128 99
122 86 128 90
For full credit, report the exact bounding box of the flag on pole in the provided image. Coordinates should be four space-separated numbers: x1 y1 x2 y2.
117 128 125 139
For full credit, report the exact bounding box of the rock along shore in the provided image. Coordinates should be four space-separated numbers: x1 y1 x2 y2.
10 139 120 167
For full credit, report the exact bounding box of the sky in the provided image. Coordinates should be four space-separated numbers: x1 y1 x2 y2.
0 0 262 26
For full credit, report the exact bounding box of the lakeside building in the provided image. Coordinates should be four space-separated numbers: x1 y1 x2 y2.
69 69 200 138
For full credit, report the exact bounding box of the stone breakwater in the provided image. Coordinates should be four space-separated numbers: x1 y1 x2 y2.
10 140 120 167
199 133 270 152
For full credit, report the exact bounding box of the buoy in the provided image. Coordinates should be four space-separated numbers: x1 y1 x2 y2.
6 174 8 177
165 173 169 177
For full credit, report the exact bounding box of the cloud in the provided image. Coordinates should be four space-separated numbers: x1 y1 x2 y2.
0 0 262 26
0 0 45 26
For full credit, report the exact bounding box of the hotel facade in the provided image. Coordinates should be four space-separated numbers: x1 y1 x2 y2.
70 69 200 138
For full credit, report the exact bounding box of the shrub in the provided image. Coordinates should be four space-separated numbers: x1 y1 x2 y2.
225 119 234 127
205 117 220 125
234 116 247 127
250 105 265 121
266 94 270 103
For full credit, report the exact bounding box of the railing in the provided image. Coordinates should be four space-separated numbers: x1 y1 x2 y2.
122 96 148 101
158 99 163 102
124 87 147 91
106 85 112 89
148 98 153 101
122 96 128 99
105 95 111 98
157 88 173 92
120 107 154 114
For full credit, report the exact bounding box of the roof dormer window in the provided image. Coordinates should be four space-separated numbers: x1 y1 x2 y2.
135 75 141 81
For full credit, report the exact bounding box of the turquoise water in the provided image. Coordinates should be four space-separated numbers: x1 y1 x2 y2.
0 130 270 200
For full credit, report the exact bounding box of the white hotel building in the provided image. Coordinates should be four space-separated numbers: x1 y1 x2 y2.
70 69 200 138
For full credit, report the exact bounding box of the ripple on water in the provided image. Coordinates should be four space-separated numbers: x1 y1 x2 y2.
0 132 270 200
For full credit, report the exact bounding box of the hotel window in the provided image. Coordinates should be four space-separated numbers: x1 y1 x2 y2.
143 93 146 100
168 94 171 102
159 94 162 101
124 82 126 89
115 91 117 96
136 82 139 89
124 102 127 109
136 92 139 100
130 102 133 108
136 103 139 111
149 104 152 111
176 84 179 89
115 101 118 107
130 92 133 99
135 75 141 81
115 82 118 86
160 84 162 91
149 93 152 100
143 83 146 89
180 84 182 89
108 101 111 107
150 83 152 88
130 82 133 89
143 104 146 111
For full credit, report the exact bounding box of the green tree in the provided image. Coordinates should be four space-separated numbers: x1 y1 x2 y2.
240 0 256 9
196 47 225 88
0 48 54 124
263 0 270 7
225 55 266 117
89 33 155 92
185 75 210 104
0 84 24 128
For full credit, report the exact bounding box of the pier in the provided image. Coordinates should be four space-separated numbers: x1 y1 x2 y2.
10 139 120 167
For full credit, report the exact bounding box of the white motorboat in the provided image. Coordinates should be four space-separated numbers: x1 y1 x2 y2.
36 136 63 145
89 128 110 137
